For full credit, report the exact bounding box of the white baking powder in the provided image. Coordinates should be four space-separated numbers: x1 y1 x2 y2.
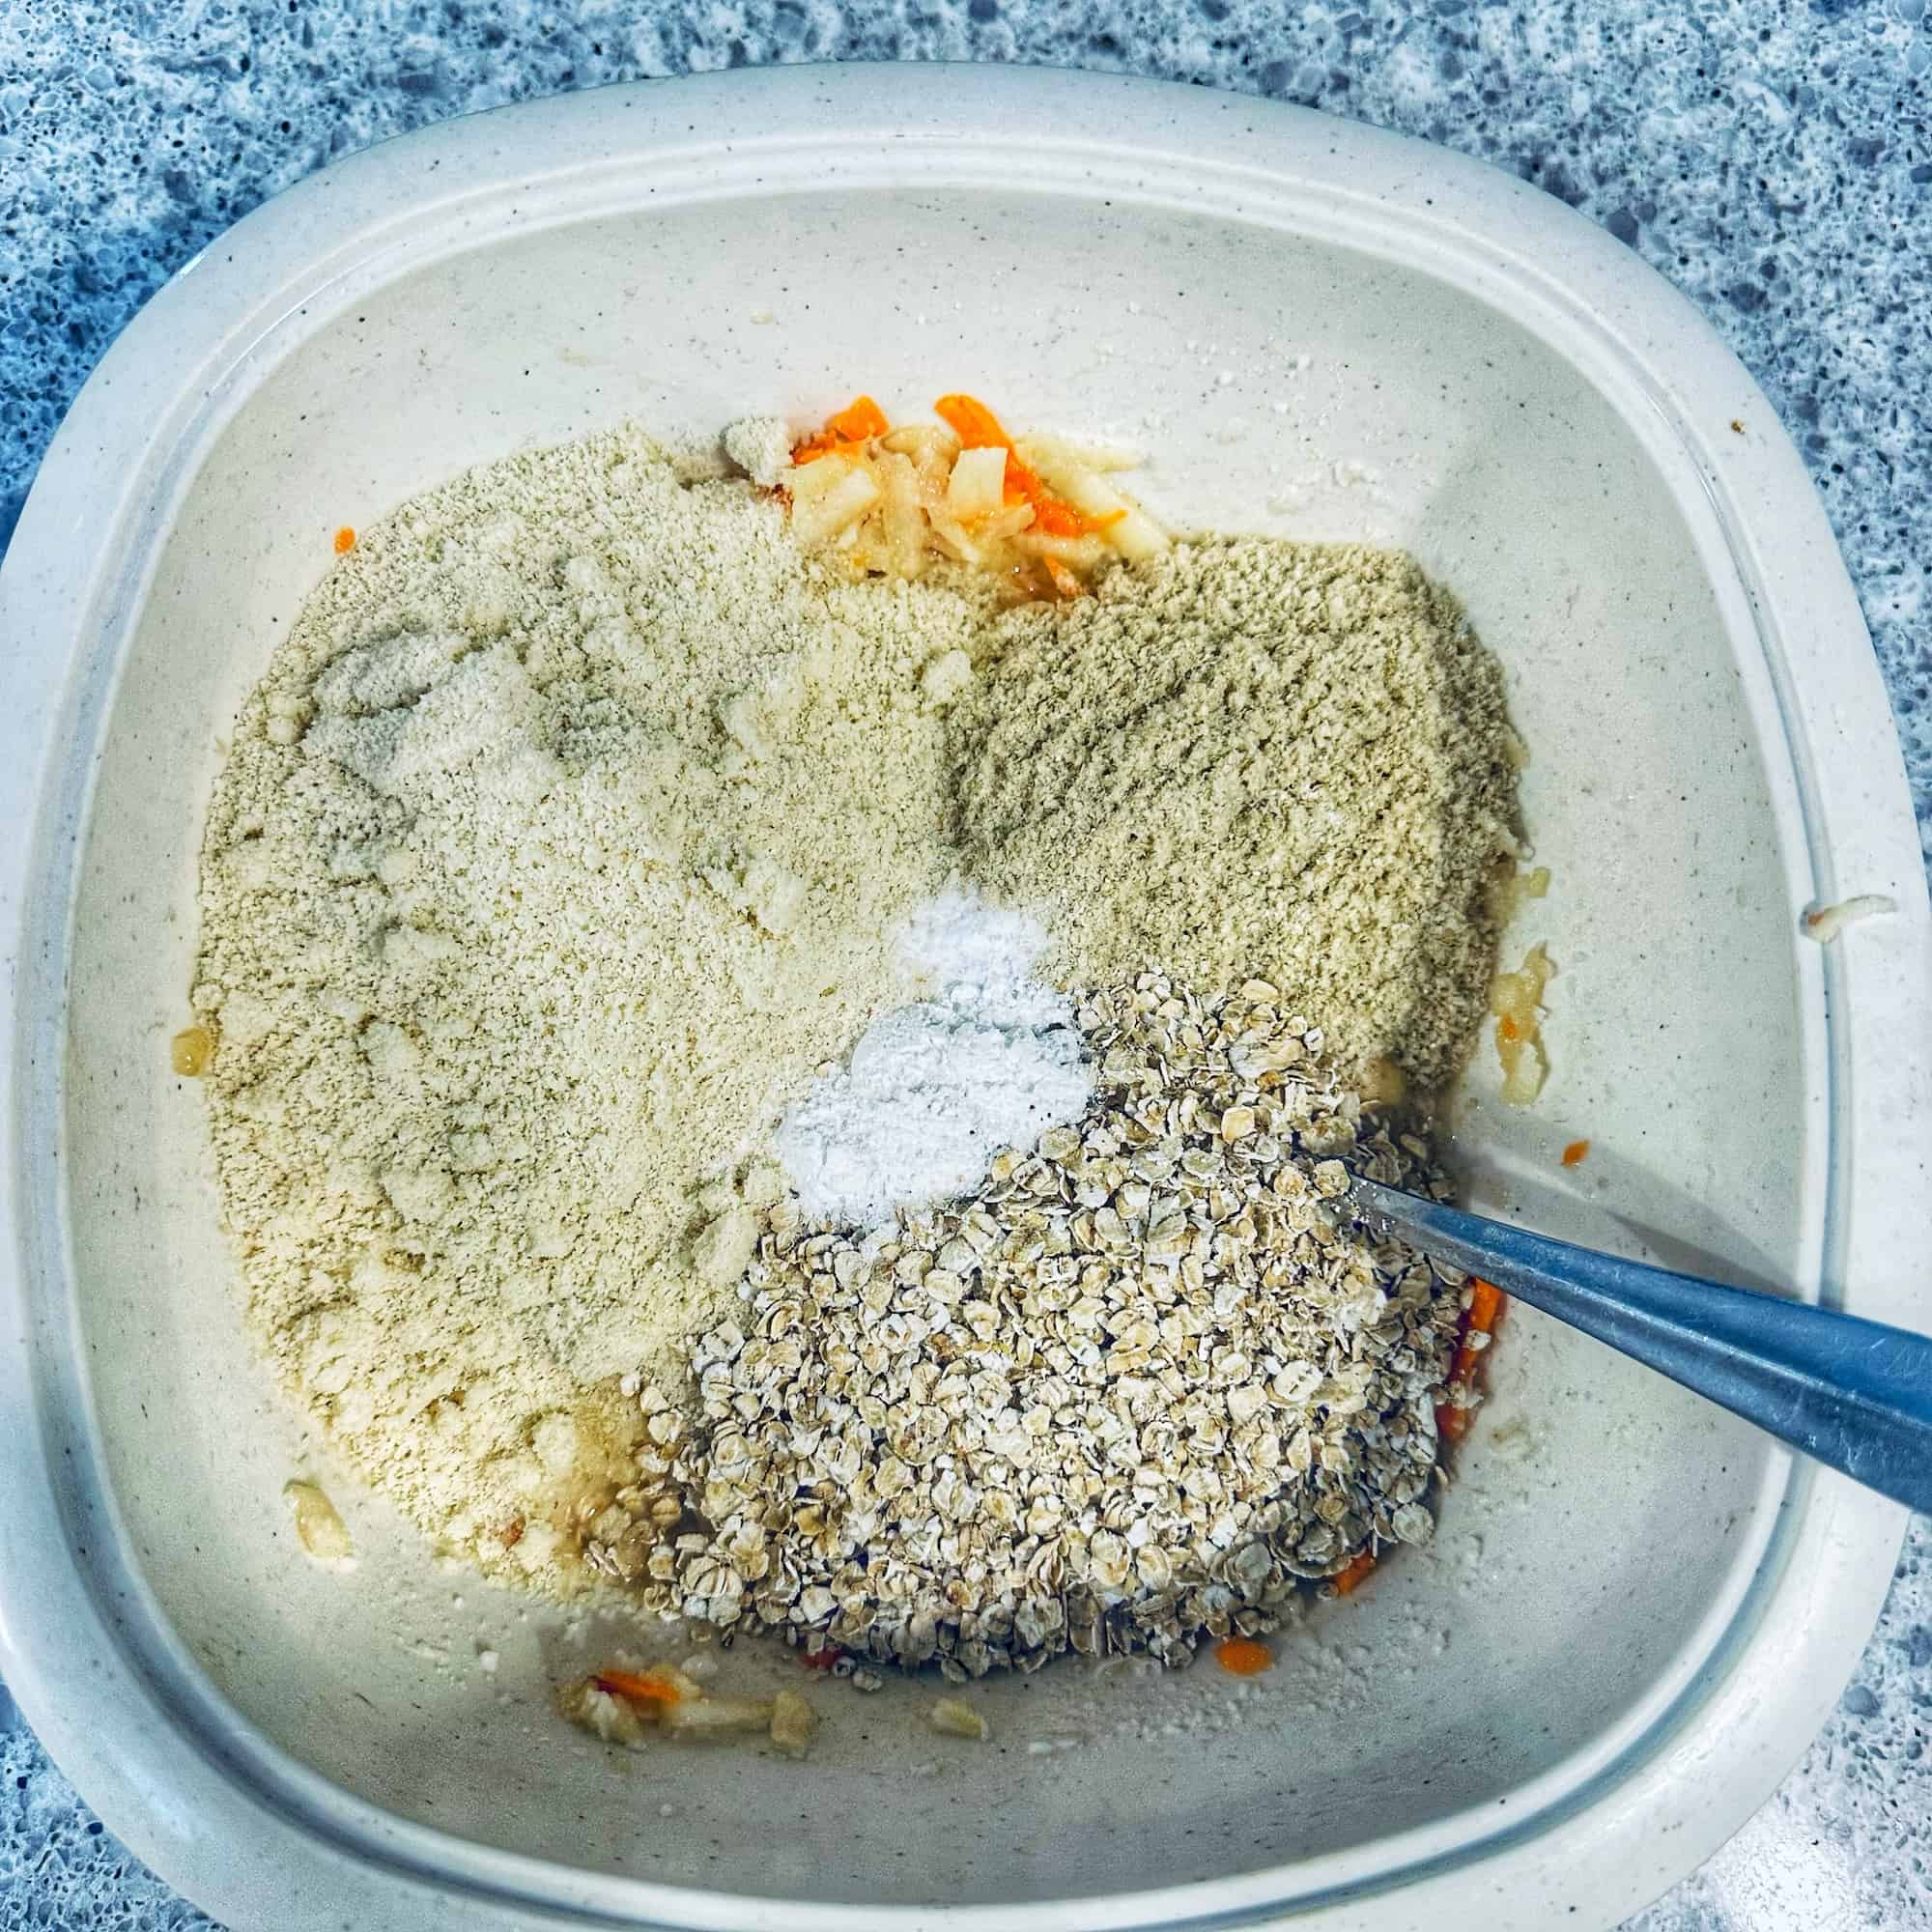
773 890 1093 1227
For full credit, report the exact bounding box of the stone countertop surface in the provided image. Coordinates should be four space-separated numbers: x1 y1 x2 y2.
1 3 1927 1928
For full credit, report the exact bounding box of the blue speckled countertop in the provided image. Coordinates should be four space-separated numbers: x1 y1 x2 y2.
2 5 1927 1929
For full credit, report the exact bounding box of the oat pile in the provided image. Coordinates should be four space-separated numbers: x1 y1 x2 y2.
192 429 994 1585
587 976 1466 1675
952 539 1522 1089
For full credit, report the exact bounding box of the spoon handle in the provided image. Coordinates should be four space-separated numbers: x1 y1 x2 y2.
1350 1178 1932 1516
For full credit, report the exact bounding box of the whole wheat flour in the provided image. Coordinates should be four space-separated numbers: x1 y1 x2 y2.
193 428 993 1584
950 539 1521 1090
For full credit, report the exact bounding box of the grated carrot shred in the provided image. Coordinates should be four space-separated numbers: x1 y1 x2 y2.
932 391 1011 449
1435 1278 1505 1443
1467 1279 1503 1333
1332 1548 1378 1596
1042 556 1085 600
791 393 891 463
1213 1636 1275 1675
827 395 889 440
781 390 1147 596
935 392 1124 537
591 1667 685 1711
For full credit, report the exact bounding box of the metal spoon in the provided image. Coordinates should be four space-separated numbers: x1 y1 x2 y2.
1350 1177 1932 1516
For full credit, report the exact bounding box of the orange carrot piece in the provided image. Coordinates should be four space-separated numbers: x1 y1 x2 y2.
1042 556 1084 600
1031 496 1126 538
792 394 892 463
826 394 889 441
1332 1549 1378 1596
1497 1013 1522 1043
1467 1278 1504 1333
591 1667 685 1710
933 391 1012 449
1435 1278 1505 1445
1213 1636 1275 1676
333 526 356 554
1561 1138 1591 1167
1002 450 1044 505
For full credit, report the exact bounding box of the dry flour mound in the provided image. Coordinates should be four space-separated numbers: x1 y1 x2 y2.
193 427 993 1584
950 539 1521 1091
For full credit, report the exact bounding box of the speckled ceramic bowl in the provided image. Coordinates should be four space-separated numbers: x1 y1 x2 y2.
3 64 1927 1932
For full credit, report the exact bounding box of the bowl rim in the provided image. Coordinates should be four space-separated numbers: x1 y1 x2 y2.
2 62 1926 1932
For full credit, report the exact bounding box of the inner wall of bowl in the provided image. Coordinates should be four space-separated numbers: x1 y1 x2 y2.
64 186 1805 1907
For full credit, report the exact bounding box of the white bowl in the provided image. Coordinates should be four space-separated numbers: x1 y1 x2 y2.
3 65 1927 1932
